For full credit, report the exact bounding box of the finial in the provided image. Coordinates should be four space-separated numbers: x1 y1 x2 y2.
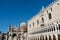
9 24 12 27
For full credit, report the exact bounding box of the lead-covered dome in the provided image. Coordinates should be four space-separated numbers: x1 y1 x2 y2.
20 22 27 32
20 22 26 27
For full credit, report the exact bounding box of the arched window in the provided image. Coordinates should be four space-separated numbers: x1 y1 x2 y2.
10 34 11 36
54 27 55 31
48 13 52 19
52 28 53 31
51 8 52 12
33 22 34 27
50 29 51 32
42 17 44 23
37 20 39 25
12 34 17 37
58 24 60 30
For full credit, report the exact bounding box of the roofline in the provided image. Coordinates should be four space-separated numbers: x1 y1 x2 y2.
28 0 59 22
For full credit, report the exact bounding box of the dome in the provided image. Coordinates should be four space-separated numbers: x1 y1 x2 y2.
20 22 26 27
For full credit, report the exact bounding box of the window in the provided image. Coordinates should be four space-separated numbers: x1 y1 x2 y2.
10 34 11 36
58 24 60 30
54 27 55 31
51 8 52 12
57 3 60 5
48 13 52 19
48 29 49 32
57 21 58 24
33 22 34 27
42 17 44 23
56 27 58 30
52 28 53 31
49 29 51 32
37 20 39 25
38 38 39 40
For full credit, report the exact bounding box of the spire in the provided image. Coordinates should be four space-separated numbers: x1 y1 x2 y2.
9 24 12 27
9 24 12 32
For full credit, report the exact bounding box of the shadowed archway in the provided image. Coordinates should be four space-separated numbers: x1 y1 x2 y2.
42 36 44 40
53 35 56 40
45 36 48 40
49 35 51 40
12 34 17 40
40 36 42 40
58 34 60 40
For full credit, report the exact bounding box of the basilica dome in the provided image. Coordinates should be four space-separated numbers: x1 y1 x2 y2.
20 22 27 32
20 22 26 27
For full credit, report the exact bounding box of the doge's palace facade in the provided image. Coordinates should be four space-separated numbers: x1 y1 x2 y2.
27 0 60 40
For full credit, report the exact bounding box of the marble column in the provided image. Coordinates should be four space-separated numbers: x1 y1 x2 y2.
56 34 58 40
47 35 49 40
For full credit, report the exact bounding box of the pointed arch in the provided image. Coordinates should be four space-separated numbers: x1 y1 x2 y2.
45 36 48 40
42 17 44 23
53 35 56 40
58 34 60 40
48 13 52 19
49 35 51 40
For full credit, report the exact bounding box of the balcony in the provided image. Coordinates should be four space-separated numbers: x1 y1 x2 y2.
40 23 44 27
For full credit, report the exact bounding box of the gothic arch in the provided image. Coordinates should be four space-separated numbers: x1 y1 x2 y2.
12 33 17 40
53 35 56 40
42 36 44 40
40 36 42 40
12 33 17 37
48 13 52 19
45 36 48 40
58 34 60 40
49 35 51 40
42 17 44 23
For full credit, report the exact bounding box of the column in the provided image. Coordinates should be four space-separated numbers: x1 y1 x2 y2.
34 37 36 40
37 37 38 40
56 34 58 40
44 36 45 40
41 36 43 40
57 24 59 32
55 25 57 31
47 35 49 40
51 35 53 40
40 36 42 40
39 36 40 40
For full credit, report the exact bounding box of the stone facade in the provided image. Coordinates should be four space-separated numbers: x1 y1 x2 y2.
0 31 7 40
8 22 27 40
27 0 60 40
2 33 7 40
0 0 60 40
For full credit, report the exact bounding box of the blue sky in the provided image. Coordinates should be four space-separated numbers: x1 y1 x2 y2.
0 0 54 33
